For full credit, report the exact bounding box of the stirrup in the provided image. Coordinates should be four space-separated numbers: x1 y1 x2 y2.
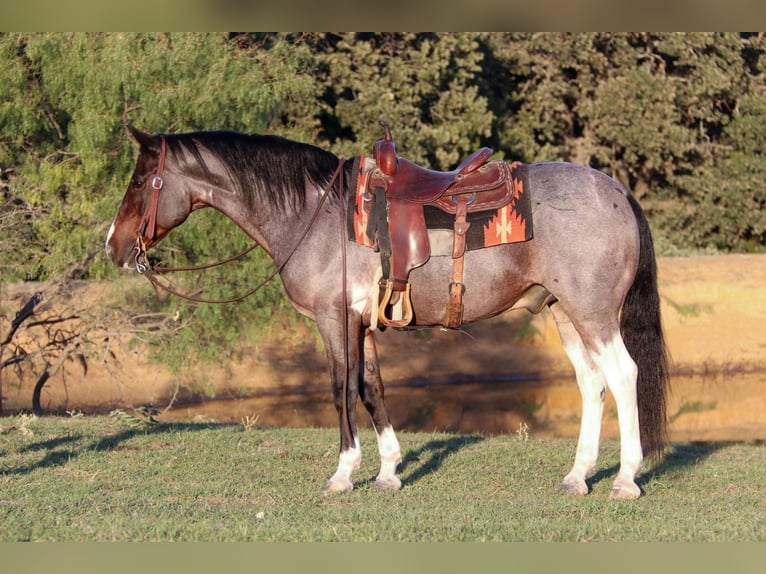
377 280 414 328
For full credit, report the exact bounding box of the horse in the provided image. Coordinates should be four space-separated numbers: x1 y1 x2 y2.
105 126 669 499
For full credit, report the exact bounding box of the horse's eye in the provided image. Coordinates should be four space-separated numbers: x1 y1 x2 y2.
133 178 144 189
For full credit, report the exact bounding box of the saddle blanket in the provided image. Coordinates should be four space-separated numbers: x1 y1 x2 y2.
347 156 534 252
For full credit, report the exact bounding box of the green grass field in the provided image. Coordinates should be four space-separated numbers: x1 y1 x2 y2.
1 413 764 542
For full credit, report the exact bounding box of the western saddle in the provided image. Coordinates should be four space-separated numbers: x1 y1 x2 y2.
366 121 515 330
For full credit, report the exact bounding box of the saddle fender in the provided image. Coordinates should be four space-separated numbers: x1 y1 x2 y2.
387 199 431 281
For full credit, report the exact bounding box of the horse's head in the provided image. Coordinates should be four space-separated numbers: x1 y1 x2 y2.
105 127 192 270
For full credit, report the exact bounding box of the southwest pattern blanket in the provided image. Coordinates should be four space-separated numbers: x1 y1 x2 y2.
347 157 533 252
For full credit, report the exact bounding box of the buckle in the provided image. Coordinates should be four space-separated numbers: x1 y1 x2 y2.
134 236 149 274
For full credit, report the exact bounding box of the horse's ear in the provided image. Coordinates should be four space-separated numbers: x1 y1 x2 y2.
126 125 154 148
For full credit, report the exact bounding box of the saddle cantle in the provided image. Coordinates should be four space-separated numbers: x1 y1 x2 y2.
371 120 498 203
365 120 518 330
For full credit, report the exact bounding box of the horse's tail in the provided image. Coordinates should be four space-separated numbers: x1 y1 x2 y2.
621 194 671 461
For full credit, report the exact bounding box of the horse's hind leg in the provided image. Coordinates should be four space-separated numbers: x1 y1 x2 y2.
551 303 642 499
550 303 607 496
360 329 403 490
591 332 642 499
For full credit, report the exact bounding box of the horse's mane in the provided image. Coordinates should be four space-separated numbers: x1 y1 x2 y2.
164 131 343 212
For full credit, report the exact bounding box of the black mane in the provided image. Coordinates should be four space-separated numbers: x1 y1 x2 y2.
164 131 344 212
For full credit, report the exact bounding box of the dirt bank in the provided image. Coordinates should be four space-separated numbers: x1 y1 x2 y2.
3 254 765 442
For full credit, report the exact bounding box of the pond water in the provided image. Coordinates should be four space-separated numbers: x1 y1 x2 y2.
162 370 765 443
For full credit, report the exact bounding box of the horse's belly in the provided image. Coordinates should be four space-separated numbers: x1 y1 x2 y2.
406 248 534 325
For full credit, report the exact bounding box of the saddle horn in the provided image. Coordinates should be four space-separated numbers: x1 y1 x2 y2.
374 120 398 176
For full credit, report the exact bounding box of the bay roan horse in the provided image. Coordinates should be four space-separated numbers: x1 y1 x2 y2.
106 127 669 499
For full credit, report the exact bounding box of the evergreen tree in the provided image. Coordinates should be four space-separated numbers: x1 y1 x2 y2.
307 32 493 169
479 32 766 252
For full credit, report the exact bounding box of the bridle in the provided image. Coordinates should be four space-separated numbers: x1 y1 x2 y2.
132 136 347 304
136 136 167 249
131 135 354 446
133 135 169 276
130 136 357 448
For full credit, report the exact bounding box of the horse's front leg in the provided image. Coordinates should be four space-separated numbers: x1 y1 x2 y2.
318 314 363 494
360 329 402 491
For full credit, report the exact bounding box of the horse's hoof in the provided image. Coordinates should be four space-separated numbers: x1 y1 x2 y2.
323 477 354 495
558 477 589 496
609 480 641 500
373 476 402 491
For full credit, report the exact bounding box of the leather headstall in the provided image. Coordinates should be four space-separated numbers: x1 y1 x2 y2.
137 136 167 245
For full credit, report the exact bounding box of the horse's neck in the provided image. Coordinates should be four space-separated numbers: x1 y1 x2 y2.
199 178 330 265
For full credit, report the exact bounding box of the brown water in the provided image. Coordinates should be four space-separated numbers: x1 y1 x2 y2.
162 370 766 443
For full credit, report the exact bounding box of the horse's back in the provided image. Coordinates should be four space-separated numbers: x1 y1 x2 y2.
526 160 632 211
525 161 638 255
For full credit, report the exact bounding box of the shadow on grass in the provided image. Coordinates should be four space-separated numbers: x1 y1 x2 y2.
397 434 485 488
21 434 83 452
586 441 735 494
88 421 232 451
3 419 237 476
5 434 84 476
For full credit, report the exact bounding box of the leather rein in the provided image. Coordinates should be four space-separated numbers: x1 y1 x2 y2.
133 136 347 304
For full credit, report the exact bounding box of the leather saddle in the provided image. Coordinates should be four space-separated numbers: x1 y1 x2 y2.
366 121 515 329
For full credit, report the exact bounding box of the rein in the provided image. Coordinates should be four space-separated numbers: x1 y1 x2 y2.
133 137 347 304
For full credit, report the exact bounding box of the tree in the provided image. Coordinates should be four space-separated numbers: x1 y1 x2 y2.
0 32 321 375
479 32 766 252
0 269 185 415
660 91 766 251
307 32 494 169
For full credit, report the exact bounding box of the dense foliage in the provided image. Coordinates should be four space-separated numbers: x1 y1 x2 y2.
2 33 765 363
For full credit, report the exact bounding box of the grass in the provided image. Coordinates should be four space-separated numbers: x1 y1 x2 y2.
0 414 764 542
663 295 715 320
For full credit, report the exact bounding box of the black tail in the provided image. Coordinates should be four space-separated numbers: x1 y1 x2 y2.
621 194 671 461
